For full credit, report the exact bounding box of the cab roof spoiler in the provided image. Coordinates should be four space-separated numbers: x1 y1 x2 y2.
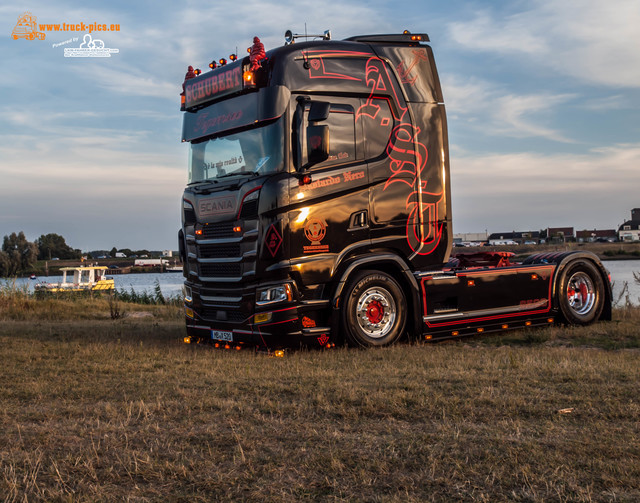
344 32 429 44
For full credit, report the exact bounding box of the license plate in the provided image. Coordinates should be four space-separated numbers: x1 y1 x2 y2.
211 330 233 342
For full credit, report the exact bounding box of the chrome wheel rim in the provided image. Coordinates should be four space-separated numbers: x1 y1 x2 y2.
566 272 596 316
355 286 396 338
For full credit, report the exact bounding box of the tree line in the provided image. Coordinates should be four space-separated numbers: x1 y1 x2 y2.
0 232 80 277
0 231 172 277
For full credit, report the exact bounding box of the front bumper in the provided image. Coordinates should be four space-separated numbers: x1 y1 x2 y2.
184 302 333 349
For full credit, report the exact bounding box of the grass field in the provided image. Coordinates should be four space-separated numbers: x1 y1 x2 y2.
0 293 639 501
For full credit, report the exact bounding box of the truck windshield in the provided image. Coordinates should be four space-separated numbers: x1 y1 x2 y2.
188 117 284 183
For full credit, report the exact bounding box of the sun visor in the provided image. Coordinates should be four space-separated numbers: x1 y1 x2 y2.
182 86 290 142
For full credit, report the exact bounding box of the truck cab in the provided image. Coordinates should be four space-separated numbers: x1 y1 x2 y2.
179 31 610 349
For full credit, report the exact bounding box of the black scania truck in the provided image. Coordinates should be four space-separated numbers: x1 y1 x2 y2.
178 30 611 349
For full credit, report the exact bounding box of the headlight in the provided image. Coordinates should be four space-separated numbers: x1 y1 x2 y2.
256 283 293 305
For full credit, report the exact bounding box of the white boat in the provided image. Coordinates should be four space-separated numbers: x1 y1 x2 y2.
35 266 114 293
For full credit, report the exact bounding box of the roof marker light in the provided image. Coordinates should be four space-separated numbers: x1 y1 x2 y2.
209 60 217 69
229 54 237 61
194 68 201 76
219 58 227 66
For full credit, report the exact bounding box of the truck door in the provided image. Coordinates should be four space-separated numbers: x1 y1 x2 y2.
358 95 423 260
288 96 369 287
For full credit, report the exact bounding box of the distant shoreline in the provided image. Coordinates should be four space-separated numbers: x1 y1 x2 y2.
7 241 640 279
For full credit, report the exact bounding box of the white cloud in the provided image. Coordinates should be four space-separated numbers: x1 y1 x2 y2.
450 143 640 233
449 0 640 88
443 76 575 142
74 65 176 100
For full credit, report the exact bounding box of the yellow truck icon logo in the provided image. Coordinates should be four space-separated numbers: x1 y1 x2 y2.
12 12 45 41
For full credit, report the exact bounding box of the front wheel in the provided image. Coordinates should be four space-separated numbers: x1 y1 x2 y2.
557 260 604 325
341 270 407 347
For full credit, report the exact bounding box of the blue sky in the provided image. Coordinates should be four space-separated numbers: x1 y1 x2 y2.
1 0 639 251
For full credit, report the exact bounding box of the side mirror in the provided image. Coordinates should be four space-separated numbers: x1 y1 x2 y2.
306 125 329 166
308 101 330 122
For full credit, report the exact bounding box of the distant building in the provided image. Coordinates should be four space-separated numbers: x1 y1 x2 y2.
453 232 488 245
488 231 540 245
162 250 173 257
547 227 574 243
576 229 617 243
135 259 168 267
618 208 640 241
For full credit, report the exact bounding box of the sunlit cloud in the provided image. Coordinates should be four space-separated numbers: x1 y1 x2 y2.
443 76 575 142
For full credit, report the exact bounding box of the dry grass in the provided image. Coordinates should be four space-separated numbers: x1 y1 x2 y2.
0 282 182 322
0 301 639 501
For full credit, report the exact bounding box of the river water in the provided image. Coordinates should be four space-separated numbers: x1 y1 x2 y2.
7 260 640 305
603 260 640 306
11 272 185 298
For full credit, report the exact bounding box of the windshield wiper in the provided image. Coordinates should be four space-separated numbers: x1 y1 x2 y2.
216 170 259 179
191 180 220 194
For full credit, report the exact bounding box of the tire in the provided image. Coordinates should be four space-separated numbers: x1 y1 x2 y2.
341 270 407 347
556 260 604 325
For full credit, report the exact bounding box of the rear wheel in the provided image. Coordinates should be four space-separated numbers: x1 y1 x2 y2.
342 270 407 347
557 260 604 325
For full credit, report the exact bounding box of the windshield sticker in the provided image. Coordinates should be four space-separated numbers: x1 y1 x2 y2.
255 156 270 172
203 139 244 177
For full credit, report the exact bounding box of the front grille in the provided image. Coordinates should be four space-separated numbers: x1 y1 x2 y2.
199 263 242 277
199 243 241 258
202 222 236 239
200 307 247 323
239 200 259 219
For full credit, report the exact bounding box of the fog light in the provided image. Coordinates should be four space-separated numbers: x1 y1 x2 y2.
254 312 272 324
185 307 195 319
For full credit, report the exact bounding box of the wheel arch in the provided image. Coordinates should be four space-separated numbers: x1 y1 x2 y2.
329 253 421 341
545 251 612 322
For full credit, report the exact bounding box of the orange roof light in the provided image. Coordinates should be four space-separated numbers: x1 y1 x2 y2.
243 71 253 82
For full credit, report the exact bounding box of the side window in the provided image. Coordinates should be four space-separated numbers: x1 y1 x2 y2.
359 98 394 160
303 104 356 169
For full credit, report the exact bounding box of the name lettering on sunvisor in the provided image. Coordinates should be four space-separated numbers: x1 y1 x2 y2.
184 64 243 109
